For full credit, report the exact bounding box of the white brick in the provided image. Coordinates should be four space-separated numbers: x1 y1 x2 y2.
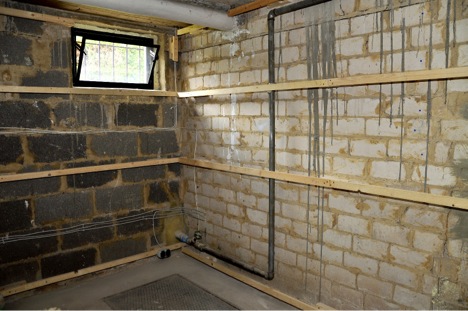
373 222 410 246
447 79 468 92
313 243 344 265
239 102 261 116
337 215 369 236
361 200 402 220
454 143 468 160
337 36 364 56
346 98 379 117
370 160 406 180
223 216 241 232
353 237 388 260
221 72 240 87
349 57 381 75
227 203 244 217
394 286 431 309
345 252 379 275
350 14 375 36
203 74 220 88
412 165 457 186
386 51 427 72
387 139 426 160
276 247 297 266
435 142 450 163
286 63 307 81
334 118 365 135
335 19 350 38
323 229 352 249
411 23 445 47
390 245 431 268
357 275 393 299
402 207 446 230
368 31 403 53
188 77 203 90
203 104 220 116
393 3 431 27
455 19 468 43
333 157 366 176
288 136 308 151
414 230 444 253
328 193 360 214
379 262 418 289
239 70 261 85
366 118 402 137
241 223 263 239
246 209 267 226
350 139 386 158
282 203 306 221
277 151 302 168
325 265 356 287
324 137 348 155
286 235 308 253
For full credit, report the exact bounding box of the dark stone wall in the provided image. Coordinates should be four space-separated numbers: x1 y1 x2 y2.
0 14 181 286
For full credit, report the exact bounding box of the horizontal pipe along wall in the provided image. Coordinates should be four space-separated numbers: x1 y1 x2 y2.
179 0 468 309
0 12 183 287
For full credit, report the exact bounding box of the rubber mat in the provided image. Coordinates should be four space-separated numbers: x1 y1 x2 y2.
103 274 237 310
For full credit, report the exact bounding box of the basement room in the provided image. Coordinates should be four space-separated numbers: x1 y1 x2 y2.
0 0 467 309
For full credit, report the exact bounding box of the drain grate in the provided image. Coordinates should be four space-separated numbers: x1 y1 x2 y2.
104 274 237 310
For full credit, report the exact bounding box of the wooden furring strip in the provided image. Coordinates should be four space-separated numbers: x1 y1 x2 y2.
179 158 468 210
0 243 186 297
178 67 468 97
0 85 177 97
0 158 180 183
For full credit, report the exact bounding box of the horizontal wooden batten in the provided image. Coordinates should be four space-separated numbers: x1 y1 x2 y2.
0 85 178 97
179 158 468 210
178 67 468 97
1 243 186 297
0 158 180 183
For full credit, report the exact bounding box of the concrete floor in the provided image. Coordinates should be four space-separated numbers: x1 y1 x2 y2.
5 248 296 310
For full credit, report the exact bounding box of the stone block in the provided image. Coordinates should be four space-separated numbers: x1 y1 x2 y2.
0 101 51 128
390 244 431 268
372 222 410 246
348 56 380 75
11 17 44 35
370 160 405 180
323 229 352 250
337 214 369 236
325 264 356 287
99 237 147 262
333 157 366 176
0 227 58 264
379 262 418 289
116 103 158 127
140 131 179 155
66 160 117 188
61 216 115 249
344 252 378 275
91 132 138 157
162 104 176 127
0 34 33 66
22 70 68 87
0 260 39 287
0 175 61 199
333 118 365 135
412 164 457 187
96 184 144 213
54 102 106 128
122 165 166 182
364 294 400 310
0 200 32 234
402 207 447 230
117 210 155 236
41 248 96 278
148 182 169 204
440 120 468 140
337 36 364 57
34 191 93 225
0 135 22 165
353 236 388 260
28 134 86 162
350 139 386 158
393 285 432 309
246 209 267 226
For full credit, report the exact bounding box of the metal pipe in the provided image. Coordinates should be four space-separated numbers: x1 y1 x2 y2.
267 0 331 281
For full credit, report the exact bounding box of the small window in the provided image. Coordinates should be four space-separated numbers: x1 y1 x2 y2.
71 28 160 89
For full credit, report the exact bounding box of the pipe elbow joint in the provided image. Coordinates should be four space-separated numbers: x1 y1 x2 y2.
268 10 277 21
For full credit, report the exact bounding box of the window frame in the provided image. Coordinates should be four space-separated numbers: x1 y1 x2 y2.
71 28 160 90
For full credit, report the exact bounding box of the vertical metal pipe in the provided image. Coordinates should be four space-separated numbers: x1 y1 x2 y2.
266 0 331 281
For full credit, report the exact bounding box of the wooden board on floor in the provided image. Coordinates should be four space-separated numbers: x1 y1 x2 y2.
182 247 333 310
